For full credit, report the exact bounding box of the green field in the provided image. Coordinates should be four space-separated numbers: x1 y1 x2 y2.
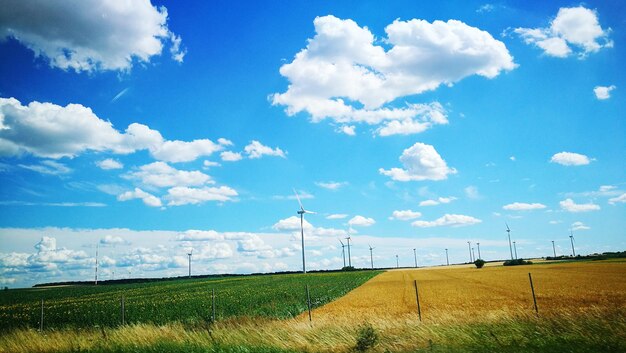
0 270 381 331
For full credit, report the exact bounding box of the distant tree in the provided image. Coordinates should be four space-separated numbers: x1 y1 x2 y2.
474 259 486 268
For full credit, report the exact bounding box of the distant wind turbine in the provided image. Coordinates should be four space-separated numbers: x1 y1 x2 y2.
513 241 518 259
396 254 399 268
569 231 576 257
345 233 352 267
294 189 316 273
445 248 449 266
467 241 472 263
506 223 514 260
368 244 374 269
472 247 476 262
413 248 418 268
551 240 557 257
339 239 346 268
94 243 99 285
187 249 193 278
477 242 481 260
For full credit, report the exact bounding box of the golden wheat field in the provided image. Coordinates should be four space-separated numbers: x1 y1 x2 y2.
309 260 626 322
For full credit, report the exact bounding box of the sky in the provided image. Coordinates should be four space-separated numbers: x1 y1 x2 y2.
0 0 624 288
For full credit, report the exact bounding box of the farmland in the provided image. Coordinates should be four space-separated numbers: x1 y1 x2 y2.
1 261 625 353
0 270 380 331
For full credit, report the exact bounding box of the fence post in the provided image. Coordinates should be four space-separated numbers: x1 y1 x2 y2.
528 273 538 314
211 288 216 322
120 295 125 325
414 280 422 321
305 284 312 322
39 298 44 331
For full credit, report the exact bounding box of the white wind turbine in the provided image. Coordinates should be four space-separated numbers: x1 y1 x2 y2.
339 239 346 268
294 189 315 274
368 244 375 269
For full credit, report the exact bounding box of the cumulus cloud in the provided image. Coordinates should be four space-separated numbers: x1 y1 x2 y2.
220 151 243 162
389 210 422 221
559 198 600 212
608 193 626 205
125 162 212 188
464 186 481 199
379 142 456 181
177 230 223 241
419 197 456 206
515 6 612 58
272 216 313 231
164 186 238 206
571 221 590 231
316 181 348 190
117 188 162 207
244 141 286 159
0 98 225 162
326 214 348 220
594 85 616 100
411 214 482 227
272 15 515 135
550 152 592 166
348 215 376 227
100 235 129 246
96 158 123 170
337 125 356 136
0 0 185 72
502 202 547 211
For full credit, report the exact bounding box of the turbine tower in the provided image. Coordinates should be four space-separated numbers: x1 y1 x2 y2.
339 239 346 268
513 241 518 259
445 248 449 266
395 254 399 268
413 248 418 268
467 241 472 263
94 243 99 285
506 223 514 260
345 233 352 267
477 242 481 260
187 249 193 278
551 240 557 257
368 244 374 269
294 189 316 274
472 247 476 262
569 231 576 257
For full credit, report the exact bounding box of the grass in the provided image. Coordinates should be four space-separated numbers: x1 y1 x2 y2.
0 270 381 331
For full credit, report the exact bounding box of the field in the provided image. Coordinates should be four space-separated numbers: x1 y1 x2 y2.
0 270 380 331
1 261 625 353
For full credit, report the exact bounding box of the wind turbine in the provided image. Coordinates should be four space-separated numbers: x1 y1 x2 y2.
506 223 514 260
368 244 374 269
395 254 399 268
187 248 193 278
467 241 472 263
94 243 99 285
339 239 346 268
551 240 557 257
345 233 352 268
294 189 315 273
413 248 418 268
513 241 518 259
569 231 576 257
445 248 449 266
477 242 481 260
472 247 476 262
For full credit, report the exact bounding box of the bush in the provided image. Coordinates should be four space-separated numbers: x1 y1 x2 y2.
474 259 486 268
355 322 378 352
342 266 356 271
503 259 533 266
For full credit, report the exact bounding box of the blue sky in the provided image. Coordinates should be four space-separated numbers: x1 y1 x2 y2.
0 1 624 287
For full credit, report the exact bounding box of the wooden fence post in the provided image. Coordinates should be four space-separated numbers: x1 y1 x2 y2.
305 285 312 322
528 273 538 314
414 280 422 321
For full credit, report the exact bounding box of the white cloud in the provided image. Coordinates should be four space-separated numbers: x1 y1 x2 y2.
571 221 590 231
608 193 626 205
244 140 286 159
220 151 243 162
117 188 162 207
125 162 212 188
389 210 422 221
594 85 616 100
203 160 221 168
177 230 223 241
502 202 547 211
515 6 612 58
348 215 376 227
100 235 129 246
0 98 225 162
19 160 71 175
379 142 456 181
464 186 480 199
316 181 348 190
326 214 348 220
550 152 592 166
559 198 600 212
272 216 313 231
419 197 456 206
337 125 356 136
0 0 184 72
165 186 238 206
411 214 482 228
96 158 123 170
272 15 515 135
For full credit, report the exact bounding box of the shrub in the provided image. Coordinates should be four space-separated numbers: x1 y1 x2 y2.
355 322 378 352
474 259 486 268
342 266 356 271
503 259 533 266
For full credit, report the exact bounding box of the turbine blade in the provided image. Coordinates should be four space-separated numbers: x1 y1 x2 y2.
505 222 510 231
293 188 304 211
304 209 316 214
339 239 344 246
